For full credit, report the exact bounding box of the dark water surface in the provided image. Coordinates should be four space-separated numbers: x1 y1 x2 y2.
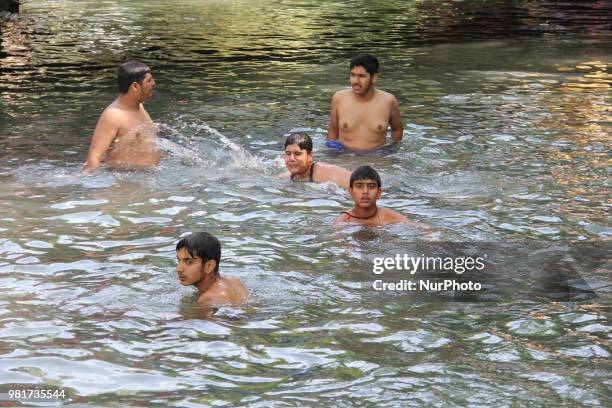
0 1 610 406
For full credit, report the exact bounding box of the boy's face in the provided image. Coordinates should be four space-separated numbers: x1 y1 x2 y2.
176 247 205 286
135 72 156 102
349 65 377 95
349 178 382 209
284 144 313 176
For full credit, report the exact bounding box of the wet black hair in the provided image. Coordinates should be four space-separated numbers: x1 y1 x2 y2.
284 132 313 153
117 60 151 94
176 232 221 274
350 54 379 75
349 165 382 188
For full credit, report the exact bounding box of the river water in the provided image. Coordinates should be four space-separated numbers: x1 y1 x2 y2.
0 0 610 406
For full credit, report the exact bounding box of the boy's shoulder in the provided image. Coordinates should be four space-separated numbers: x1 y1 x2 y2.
197 276 247 305
380 206 407 222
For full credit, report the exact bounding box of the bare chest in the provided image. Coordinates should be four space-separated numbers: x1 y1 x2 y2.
337 101 390 134
113 117 156 147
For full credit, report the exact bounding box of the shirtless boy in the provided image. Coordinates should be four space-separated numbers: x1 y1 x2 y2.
283 133 351 189
82 60 162 171
334 165 426 229
327 54 403 151
176 232 248 306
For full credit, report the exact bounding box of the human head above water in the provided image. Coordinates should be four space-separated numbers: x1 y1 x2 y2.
350 165 382 188
176 232 221 274
118 60 151 94
284 132 313 153
350 54 379 76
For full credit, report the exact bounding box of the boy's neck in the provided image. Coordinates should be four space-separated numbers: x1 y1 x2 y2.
351 205 378 219
195 272 220 294
115 93 142 110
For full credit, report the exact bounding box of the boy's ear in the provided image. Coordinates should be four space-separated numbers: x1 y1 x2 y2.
203 259 217 274
376 188 383 199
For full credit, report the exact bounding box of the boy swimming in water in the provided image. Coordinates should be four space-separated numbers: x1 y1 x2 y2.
176 232 248 305
327 54 403 151
334 165 429 230
282 133 351 189
83 61 163 171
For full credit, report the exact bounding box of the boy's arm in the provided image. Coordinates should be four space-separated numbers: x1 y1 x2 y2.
82 109 120 172
389 96 403 142
327 164 350 189
327 93 340 141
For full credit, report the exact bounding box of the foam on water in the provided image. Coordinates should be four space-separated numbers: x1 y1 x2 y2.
159 119 271 173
